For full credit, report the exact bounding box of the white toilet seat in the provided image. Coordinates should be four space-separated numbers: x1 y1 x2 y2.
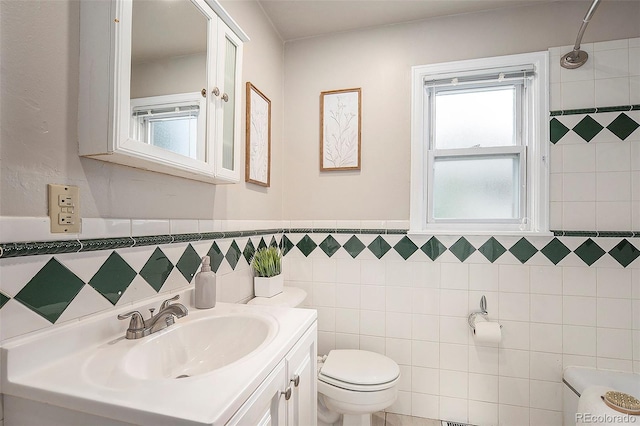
318 350 400 389
316 349 400 422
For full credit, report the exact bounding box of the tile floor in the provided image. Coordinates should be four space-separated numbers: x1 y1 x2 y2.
373 412 441 426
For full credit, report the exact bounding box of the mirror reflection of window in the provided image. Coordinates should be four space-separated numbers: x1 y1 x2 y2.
130 0 207 159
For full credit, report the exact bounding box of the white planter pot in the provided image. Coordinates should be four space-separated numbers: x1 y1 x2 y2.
254 274 284 297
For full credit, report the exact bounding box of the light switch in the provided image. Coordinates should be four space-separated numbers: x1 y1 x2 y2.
49 184 81 233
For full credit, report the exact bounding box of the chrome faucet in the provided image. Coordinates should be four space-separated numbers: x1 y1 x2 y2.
118 295 188 339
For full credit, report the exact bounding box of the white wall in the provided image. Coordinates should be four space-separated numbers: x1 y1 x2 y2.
283 0 640 220
0 0 284 222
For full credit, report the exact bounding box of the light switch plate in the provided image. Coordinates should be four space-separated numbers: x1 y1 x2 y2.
48 184 81 233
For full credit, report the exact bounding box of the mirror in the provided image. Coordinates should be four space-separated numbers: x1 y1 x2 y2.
129 0 208 160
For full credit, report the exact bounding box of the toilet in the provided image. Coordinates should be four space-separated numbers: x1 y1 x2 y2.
249 287 401 426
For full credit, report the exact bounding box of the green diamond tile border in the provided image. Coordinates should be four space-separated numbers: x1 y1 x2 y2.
89 252 137 305
296 235 317 257
225 240 242 270
449 237 476 262
343 235 366 258
368 236 392 259
477 237 506 263
319 235 341 257
0 292 9 309
208 242 225 273
540 238 571 265
257 238 268 251
573 238 605 266
394 236 418 260
509 238 538 264
572 115 604 142
550 118 570 144
606 113 639 141
270 236 278 248
139 247 174 292
608 239 639 268
421 237 447 261
14 258 85 323
280 235 295 256
243 239 256 263
176 244 202 283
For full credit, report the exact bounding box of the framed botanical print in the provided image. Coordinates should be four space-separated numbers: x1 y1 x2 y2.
320 88 361 171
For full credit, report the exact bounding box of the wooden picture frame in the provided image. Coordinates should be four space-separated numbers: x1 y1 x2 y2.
320 87 361 171
245 82 271 186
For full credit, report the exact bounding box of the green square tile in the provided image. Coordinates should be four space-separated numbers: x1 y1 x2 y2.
0 292 10 309
540 238 571 265
368 236 392 259
343 236 366 258
421 237 447 261
89 252 137 305
550 118 570 144
139 247 174 292
572 115 603 142
608 239 639 268
606 113 639 141
449 237 476 262
296 235 317 257
280 235 295 256
207 242 225 273
509 238 538 264
270 236 278 248
14 258 85 323
478 237 506 263
394 236 418 260
319 235 341 257
257 238 268 251
225 240 242 270
243 239 256 263
573 238 605 266
176 244 202 283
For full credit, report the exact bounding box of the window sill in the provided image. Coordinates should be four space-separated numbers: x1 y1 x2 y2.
408 229 554 237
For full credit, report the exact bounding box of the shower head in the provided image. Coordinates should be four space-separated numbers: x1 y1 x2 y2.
560 0 602 69
561 49 590 69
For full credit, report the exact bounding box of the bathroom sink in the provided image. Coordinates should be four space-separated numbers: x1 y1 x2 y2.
121 313 278 380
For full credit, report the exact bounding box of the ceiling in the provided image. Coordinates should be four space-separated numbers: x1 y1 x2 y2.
257 0 556 42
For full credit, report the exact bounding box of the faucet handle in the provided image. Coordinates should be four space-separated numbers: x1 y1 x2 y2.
117 311 145 330
159 294 180 310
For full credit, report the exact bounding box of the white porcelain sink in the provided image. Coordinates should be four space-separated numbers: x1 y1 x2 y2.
122 313 277 380
2 298 316 425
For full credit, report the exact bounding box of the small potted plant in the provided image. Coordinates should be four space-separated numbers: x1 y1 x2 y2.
251 246 283 297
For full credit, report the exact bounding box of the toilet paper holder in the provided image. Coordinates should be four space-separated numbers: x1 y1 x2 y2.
468 295 502 332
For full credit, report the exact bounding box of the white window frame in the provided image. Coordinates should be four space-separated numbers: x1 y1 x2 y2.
410 52 550 235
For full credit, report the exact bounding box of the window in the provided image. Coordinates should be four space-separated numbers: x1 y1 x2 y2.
130 93 206 161
410 52 549 234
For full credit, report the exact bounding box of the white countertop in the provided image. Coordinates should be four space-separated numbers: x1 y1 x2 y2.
1 290 317 425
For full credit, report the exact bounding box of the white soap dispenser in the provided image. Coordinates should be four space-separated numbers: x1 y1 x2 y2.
194 256 216 309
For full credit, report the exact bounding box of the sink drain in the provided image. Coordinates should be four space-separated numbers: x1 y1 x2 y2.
175 374 190 379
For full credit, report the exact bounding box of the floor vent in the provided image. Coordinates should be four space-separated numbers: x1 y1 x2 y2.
441 421 474 426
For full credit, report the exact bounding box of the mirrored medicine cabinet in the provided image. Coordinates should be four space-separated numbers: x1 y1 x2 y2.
78 0 249 183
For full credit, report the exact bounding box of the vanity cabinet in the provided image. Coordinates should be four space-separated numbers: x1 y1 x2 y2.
227 324 317 426
78 0 248 183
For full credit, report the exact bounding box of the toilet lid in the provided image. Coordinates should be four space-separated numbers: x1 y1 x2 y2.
318 350 400 388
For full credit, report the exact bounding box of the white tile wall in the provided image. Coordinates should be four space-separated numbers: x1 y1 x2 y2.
285 239 640 424
549 39 640 231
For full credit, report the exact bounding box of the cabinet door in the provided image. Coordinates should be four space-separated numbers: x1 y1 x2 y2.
286 324 318 426
211 20 243 182
226 360 287 426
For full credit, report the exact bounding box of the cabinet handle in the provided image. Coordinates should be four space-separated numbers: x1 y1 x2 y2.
212 87 220 97
221 93 229 102
281 387 292 401
201 88 207 98
291 375 300 387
